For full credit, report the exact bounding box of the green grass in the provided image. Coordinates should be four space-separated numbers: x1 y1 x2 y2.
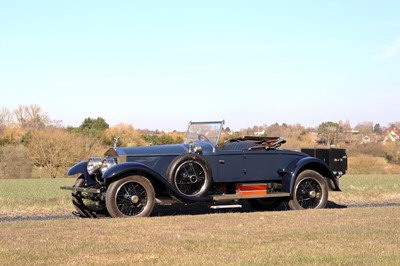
0 178 75 214
330 174 400 205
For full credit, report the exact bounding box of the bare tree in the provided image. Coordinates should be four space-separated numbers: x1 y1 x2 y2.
0 107 14 127
103 123 147 147
26 129 89 178
354 121 374 135
318 121 340 146
14 104 51 129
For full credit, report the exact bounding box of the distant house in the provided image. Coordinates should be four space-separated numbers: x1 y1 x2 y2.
254 130 265 136
384 127 400 142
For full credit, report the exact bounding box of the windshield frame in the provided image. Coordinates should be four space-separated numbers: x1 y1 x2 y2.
184 120 224 147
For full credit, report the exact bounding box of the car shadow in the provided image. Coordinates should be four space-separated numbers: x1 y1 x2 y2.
151 200 347 217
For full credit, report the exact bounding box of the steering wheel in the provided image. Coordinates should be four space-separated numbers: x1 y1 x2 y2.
198 134 210 142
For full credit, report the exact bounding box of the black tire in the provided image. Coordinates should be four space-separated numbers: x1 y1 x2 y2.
248 198 282 211
72 176 108 218
167 153 212 198
288 170 328 210
105 175 155 218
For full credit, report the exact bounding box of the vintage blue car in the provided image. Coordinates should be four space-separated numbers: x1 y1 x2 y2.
61 121 347 218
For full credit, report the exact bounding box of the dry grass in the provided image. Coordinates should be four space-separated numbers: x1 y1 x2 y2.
1 207 400 265
348 156 400 175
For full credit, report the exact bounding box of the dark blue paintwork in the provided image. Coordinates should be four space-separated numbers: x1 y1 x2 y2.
92 140 340 197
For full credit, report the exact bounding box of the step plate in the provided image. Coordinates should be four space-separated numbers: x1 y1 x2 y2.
210 204 242 209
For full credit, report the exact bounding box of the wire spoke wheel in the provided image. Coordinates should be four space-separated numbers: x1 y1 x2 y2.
167 154 212 198
175 161 206 196
289 170 328 210
116 182 148 216
295 179 323 209
106 175 155 218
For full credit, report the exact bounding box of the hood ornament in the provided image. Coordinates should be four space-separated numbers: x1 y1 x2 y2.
113 136 120 150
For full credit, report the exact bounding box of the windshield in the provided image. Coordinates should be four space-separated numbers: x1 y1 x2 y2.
184 121 224 146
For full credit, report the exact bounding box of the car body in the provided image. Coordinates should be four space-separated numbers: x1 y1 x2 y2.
61 121 347 218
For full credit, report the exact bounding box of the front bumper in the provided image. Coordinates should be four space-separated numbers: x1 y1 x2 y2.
60 185 101 193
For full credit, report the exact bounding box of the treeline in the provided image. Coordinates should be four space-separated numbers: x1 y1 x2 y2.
0 105 399 178
0 105 183 179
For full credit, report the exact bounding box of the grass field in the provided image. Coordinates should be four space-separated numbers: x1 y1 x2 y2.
0 178 75 215
0 175 400 265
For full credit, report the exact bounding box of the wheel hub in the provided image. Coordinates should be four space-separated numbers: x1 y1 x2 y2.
189 175 198 183
131 195 140 204
309 190 317 199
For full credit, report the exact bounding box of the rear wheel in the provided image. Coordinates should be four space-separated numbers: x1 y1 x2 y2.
288 170 328 210
72 176 108 218
105 175 155 218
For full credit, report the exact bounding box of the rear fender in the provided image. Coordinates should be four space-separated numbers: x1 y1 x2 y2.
102 162 212 203
281 157 340 195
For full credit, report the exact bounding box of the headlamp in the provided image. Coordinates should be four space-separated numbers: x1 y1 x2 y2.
101 158 117 174
87 157 102 175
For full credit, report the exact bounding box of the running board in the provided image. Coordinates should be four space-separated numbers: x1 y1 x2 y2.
212 192 290 202
155 197 179 205
210 204 242 209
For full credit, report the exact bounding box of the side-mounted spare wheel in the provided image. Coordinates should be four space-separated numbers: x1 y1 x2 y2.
105 175 155 218
288 170 328 210
167 153 212 198
72 176 108 218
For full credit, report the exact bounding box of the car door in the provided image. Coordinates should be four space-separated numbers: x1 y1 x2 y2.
216 151 246 182
244 150 282 181
245 149 303 182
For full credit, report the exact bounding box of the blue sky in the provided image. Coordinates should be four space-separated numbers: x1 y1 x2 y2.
1 1 399 131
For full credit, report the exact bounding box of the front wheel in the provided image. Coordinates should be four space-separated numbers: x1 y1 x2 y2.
288 170 328 210
105 175 155 218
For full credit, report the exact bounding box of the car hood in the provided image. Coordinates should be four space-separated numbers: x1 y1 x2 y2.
104 144 189 157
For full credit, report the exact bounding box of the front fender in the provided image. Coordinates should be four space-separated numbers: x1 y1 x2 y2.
102 162 212 203
282 157 340 195
67 161 88 176
102 162 161 180
67 160 98 186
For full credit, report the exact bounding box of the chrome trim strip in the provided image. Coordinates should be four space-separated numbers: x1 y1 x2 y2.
212 192 290 201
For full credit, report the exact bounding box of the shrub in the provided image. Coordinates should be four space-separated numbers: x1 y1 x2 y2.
26 129 97 178
384 142 400 164
347 143 386 158
348 155 400 175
